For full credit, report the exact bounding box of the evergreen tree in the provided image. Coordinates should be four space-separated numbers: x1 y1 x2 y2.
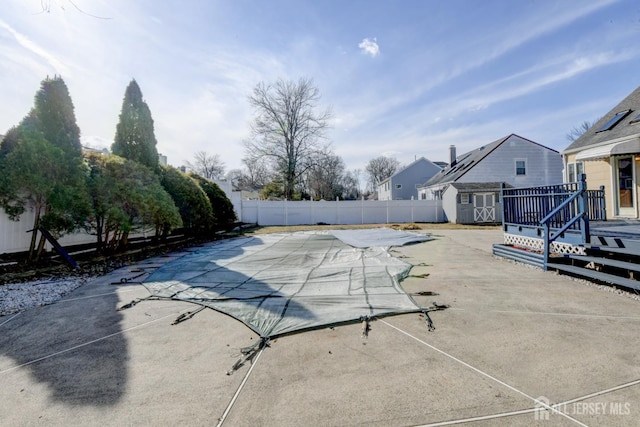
190 174 237 228
160 166 213 234
33 76 82 157
0 127 21 158
112 79 159 169
86 153 181 253
0 76 90 262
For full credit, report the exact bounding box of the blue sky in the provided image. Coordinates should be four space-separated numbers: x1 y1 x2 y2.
1 0 640 174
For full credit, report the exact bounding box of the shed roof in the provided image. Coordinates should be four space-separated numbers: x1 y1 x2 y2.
449 182 512 192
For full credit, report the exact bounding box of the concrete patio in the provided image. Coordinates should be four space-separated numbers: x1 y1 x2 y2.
1 228 639 426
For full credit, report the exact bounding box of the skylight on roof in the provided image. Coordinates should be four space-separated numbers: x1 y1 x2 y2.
630 112 640 124
596 110 632 132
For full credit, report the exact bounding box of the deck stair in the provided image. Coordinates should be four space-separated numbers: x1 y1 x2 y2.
547 246 640 292
493 174 640 291
493 242 640 291
492 243 544 269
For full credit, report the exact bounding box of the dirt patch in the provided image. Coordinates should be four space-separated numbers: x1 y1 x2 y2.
241 222 500 235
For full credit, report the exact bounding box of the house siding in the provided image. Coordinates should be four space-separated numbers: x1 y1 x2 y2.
459 136 562 186
378 180 391 200
585 160 615 217
378 158 441 200
565 152 636 218
392 159 441 200
442 186 457 223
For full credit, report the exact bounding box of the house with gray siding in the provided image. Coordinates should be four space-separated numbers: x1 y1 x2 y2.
377 157 442 200
418 134 563 223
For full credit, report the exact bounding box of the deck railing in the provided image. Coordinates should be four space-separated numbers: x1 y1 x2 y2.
501 174 606 270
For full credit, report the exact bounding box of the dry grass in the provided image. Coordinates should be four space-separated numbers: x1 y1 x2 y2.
241 222 500 235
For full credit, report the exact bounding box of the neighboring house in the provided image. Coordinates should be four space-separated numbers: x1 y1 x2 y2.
562 85 640 219
81 145 110 156
377 157 442 200
433 161 448 168
418 134 563 224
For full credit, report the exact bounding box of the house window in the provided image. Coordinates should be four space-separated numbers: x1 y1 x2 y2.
567 162 584 182
395 184 402 189
460 194 470 204
515 160 526 176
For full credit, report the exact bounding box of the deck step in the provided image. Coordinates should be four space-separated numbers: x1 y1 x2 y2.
559 254 640 274
547 262 640 291
587 235 640 256
585 244 640 256
492 244 544 268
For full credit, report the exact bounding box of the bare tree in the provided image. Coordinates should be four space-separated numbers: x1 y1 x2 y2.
566 119 599 142
186 151 225 180
242 156 271 189
244 77 331 200
304 151 346 200
365 156 400 192
342 169 362 200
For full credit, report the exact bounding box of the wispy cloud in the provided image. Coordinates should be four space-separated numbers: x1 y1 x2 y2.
353 1 619 126
358 37 379 57
449 1 618 81
0 19 68 75
433 49 639 120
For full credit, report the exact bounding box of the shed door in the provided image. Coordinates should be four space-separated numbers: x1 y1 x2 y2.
473 193 495 222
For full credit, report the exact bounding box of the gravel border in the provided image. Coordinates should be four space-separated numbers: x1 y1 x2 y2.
0 276 94 317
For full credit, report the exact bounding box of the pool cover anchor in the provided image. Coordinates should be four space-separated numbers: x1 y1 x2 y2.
360 316 371 339
227 337 270 375
421 301 450 332
117 296 155 311
172 306 206 325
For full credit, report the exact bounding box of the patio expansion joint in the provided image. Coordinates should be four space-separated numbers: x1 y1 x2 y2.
448 307 640 322
0 310 180 376
379 318 588 426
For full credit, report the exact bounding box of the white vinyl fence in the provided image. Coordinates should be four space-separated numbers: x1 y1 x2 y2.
238 199 444 226
1 199 444 255
0 208 150 255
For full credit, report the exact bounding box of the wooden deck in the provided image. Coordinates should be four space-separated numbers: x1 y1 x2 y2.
493 176 640 291
591 220 640 239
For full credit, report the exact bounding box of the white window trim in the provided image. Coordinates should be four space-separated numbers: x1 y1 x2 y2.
566 161 584 182
515 159 527 176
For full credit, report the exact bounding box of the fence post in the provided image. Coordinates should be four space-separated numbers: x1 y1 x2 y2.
411 197 414 222
578 173 590 244
386 199 389 224
257 199 261 226
543 222 550 271
599 185 606 221
500 183 505 229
